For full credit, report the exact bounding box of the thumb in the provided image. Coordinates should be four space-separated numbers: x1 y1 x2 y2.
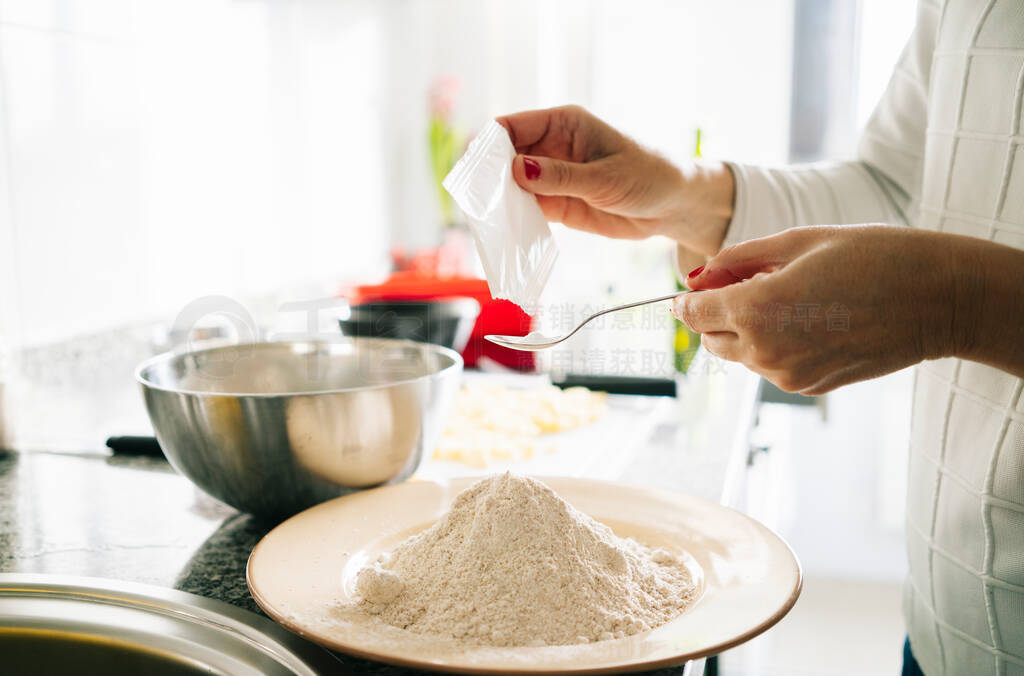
688 230 801 289
513 154 608 200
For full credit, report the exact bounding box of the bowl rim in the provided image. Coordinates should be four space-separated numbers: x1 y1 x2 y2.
134 337 464 398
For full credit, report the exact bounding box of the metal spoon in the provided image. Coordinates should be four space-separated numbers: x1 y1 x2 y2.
485 291 686 351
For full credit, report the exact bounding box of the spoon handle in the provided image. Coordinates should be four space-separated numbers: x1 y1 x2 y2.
561 291 687 343
485 291 691 351
585 291 686 322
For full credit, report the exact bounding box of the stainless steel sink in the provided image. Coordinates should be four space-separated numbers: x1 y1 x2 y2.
0 574 345 675
2 629 212 674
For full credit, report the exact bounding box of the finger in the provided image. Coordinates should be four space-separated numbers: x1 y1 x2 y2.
700 332 742 361
741 363 817 395
535 195 648 239
513 154 614 201
497 105 625 161
671 285 746 333
688 228 812 290
799 359 896 396
496 108 565 150
701 334 819 394
685 263 742 289
495 106 589 159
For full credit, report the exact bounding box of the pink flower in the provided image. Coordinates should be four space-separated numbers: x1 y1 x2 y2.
429 75 462 119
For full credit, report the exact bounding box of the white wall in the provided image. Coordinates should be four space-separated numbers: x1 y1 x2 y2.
0 0 393 347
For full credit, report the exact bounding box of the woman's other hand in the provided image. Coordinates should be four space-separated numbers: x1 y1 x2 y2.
497 106 734 257
672 225 1024 394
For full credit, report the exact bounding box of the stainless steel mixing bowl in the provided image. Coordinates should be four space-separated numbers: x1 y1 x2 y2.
136 339 462 519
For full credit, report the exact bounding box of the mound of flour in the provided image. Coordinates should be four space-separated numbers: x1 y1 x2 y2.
352 473 696 647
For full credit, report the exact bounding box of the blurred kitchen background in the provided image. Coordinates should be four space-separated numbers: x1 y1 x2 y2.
0 1 918 673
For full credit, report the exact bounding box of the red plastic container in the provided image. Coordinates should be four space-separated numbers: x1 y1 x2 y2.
343 273 535 370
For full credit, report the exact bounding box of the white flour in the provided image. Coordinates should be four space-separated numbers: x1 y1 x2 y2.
353 473 697 647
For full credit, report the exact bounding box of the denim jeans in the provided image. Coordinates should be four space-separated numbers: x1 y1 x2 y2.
903 637 925 676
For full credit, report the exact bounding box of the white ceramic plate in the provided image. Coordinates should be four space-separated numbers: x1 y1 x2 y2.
247 476 801 674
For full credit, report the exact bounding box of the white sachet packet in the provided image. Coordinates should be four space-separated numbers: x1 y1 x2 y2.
443 119 558 314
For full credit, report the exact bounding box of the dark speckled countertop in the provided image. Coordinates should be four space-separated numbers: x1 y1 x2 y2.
0 364 759 675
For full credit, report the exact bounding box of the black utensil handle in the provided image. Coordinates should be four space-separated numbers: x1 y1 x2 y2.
106 435 165 457
552 374 677 397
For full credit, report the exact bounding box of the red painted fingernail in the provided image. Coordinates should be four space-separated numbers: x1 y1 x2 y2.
523 157 541 180
687 265 705 278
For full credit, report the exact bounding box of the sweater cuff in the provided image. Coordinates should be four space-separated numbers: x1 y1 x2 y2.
721 160 906 248
721 161 774 248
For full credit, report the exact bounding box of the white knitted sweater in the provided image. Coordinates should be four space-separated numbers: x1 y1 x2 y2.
721 1 1024 673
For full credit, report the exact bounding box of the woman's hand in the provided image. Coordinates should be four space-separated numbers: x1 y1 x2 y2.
496 106 734 257
672 225 1024 394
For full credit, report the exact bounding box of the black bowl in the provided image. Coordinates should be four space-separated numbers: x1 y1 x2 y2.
338 298 480 353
